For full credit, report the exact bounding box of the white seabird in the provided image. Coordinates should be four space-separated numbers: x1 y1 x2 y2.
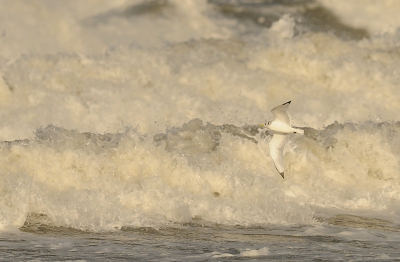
261 101 304 178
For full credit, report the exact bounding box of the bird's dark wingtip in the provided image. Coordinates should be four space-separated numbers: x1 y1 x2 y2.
283 101 291 105
273 164 285 179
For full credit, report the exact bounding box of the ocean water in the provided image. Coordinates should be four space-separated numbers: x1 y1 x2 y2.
1 0 400 261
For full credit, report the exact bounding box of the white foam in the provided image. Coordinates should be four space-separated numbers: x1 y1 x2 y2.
211 246 270 258
0 1 400 231
240 246 270 257
317 0 400 35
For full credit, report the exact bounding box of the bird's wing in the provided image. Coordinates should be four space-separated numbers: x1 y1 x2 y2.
269 133 287 178
271 100 291 125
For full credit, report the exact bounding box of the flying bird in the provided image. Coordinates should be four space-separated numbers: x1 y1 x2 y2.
261 101 304 178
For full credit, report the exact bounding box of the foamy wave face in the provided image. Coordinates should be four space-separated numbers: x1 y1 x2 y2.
1 1 400 232
285 121 400 210
0 121 313 231
1 120 399 231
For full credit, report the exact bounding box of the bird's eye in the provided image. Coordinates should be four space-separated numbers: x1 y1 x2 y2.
267 121 271 125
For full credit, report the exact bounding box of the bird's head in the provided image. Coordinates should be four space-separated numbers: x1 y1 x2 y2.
259 121 271 128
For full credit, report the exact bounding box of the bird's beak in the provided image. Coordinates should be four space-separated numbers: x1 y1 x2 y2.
259 123 265 128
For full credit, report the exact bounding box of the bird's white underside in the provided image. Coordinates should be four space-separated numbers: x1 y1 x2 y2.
266 101 302 178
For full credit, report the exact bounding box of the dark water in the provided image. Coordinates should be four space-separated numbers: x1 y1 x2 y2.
209 0 368 40
2 216 400 261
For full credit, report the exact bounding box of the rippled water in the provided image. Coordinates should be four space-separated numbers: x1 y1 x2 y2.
2 218 400 261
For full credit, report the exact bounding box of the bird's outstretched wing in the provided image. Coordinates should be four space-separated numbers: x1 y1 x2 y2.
271 100 291 125
269 133 287 178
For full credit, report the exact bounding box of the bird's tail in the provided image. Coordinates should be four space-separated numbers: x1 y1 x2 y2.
294 128 304 135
